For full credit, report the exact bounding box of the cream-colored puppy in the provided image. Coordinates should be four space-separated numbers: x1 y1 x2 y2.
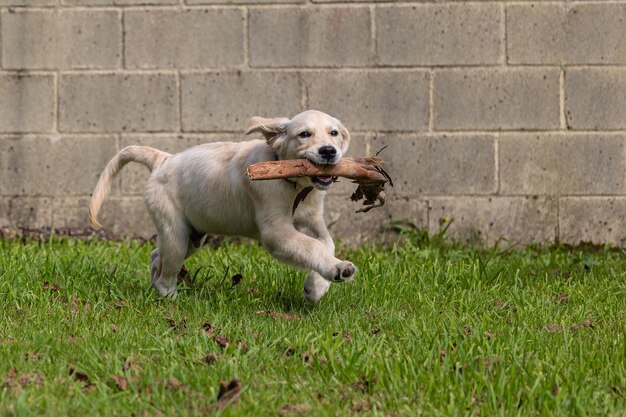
89 110 356 302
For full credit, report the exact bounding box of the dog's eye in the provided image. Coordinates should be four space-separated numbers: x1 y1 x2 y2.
330 130 339 137
298 131 311 139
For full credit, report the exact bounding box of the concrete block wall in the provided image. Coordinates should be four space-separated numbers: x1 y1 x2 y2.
1 0 626 247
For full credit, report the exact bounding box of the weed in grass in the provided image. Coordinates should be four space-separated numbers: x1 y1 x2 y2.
0 231 625 416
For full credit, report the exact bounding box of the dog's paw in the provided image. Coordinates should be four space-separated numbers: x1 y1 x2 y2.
153 283 178 299
331 261 357 283
303 273 332 303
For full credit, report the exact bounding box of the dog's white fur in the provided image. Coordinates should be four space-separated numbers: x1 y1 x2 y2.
89 110 356 302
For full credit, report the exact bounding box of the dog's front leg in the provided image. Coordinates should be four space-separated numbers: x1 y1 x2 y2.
296 215 341 303
260 222 356 284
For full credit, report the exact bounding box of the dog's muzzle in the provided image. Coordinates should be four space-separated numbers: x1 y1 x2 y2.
312 175 335 188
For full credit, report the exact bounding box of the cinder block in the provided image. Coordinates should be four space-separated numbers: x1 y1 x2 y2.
370 134 496 196
63 0 175 5
85 196 155 238
189 0 303 3
560 198 626 247
508 3 626 65
0 135 117 196
0 0 54 5
0 74 55 133
325 195 427 246
181 71 302 132
307 71 430 131
250 6 371 67
566 69 626 130
0 197 53 228
428 197 557 246
499 134 626 195
434 69 560 131
125 9 244 69
0 75 55 133
50 196 153 237
377 4 502 66
2 10 121 70
119 134 241 195
313 0 391 2
59 74 178 133
51 197 91 229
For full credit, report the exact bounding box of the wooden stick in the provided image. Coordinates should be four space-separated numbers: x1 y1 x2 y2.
246 156 388 184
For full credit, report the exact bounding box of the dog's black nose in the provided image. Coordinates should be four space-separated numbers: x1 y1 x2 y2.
318 146 337 160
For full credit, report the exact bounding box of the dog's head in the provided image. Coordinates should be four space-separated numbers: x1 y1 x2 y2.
246 110 351 190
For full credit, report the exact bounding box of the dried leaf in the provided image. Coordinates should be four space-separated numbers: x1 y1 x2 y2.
214 336 230 349
278 403 311 415
483 355 500 371
23 351 41 362
3 369 44 390
43 282 59 291
69 367 89 384
69 367 94 392
572 318 595 332
166 377 188 392
3 368 17 388
351 401 371 412
244 287 262 297
217 379 242 402
237 340 249 353
112 375 128 391
202 322 214 338
203 353 219 365
122 358 141 373
205 379 243 412
352 373 377 394
178 264 192 286
165 318 185 330
544 324 563 334
231 273 243 287
70 296 80 314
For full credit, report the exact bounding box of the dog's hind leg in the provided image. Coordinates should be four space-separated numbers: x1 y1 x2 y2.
151 225 189 298
150 232 204 297
146 188 190 299
150 248 161 288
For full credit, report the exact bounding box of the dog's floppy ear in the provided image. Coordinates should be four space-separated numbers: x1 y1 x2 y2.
338 121 351 153
246 117 289 145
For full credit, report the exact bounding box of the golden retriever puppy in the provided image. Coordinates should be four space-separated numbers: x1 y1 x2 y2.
89 110 356 302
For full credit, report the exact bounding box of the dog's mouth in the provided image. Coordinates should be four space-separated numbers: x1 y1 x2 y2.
312 175 337 189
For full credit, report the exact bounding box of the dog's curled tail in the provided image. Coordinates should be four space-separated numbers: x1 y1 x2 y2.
89 145 170 228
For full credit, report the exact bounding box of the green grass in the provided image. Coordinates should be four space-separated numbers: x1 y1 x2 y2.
1 231 625 416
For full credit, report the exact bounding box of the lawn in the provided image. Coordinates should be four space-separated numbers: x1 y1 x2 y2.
0 230 625 416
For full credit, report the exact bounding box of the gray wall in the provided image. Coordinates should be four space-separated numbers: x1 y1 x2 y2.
1 0 626 246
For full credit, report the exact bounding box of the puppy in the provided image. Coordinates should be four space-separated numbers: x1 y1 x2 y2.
89 110 357 302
